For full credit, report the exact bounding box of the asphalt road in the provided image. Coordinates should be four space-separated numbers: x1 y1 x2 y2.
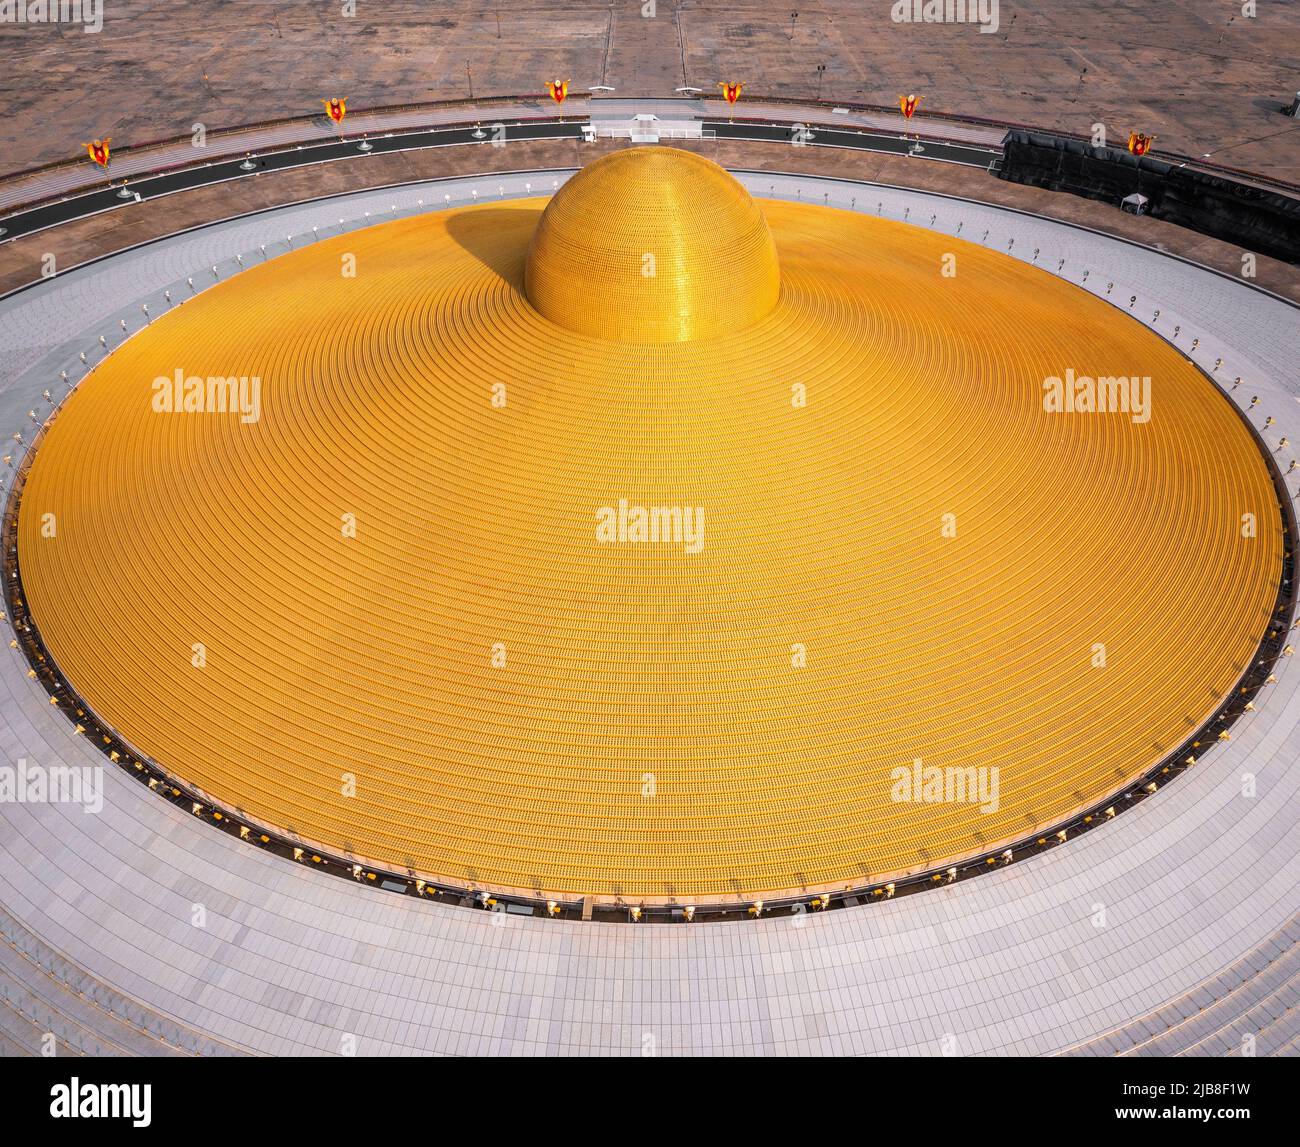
0 118 998 244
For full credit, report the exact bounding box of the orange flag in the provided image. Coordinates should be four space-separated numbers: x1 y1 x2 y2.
85 138 111 168
546 79 570 106
322 97 347 126
899 94 922 120
718 81 744 106
1126 131 1155 157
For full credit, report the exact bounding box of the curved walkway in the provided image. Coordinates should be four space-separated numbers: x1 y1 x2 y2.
1058 914 1299 1057
0 906 244 1057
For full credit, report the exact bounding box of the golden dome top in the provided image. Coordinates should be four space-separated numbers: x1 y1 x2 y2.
523 148 780 343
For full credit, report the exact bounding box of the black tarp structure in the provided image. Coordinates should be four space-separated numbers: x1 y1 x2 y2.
998 130 1300 264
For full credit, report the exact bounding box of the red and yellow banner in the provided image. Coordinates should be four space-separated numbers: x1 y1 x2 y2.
719 81 744 106
546 79 570 106
84 138 111 168
1126 131 1155 157
322 97 347 126
899 94 922 120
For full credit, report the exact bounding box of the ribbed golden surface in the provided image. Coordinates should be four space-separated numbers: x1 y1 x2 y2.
524 148 780 343
17 178 1281 901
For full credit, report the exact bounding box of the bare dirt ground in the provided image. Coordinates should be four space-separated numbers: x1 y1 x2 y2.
0 1 1296 181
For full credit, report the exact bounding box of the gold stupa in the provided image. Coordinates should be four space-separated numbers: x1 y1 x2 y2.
524 148 780 342
16 149 1282 901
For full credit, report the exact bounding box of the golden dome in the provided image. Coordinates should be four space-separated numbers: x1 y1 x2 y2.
15 169 1283 902
523 147 780 343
